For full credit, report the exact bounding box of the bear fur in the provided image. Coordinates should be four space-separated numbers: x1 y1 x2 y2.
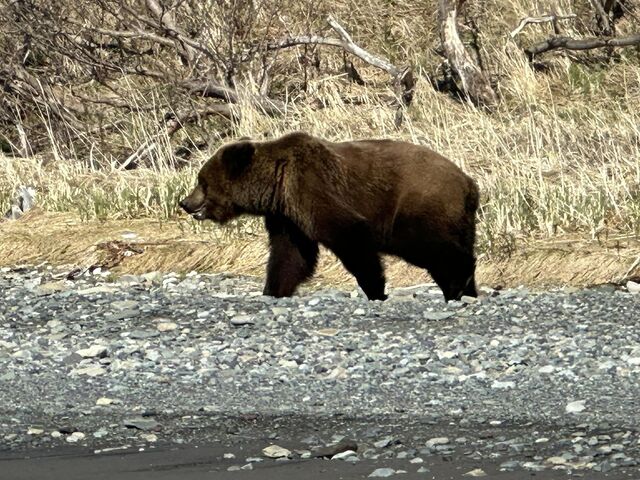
179 132 479 301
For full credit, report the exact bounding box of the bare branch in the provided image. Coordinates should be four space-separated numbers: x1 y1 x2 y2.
525 33 640 59
510 14 577 38
181 79 286 116
325 15 403 78
119 105 235 170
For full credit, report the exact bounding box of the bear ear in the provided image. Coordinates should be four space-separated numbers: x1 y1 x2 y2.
220 141 255 179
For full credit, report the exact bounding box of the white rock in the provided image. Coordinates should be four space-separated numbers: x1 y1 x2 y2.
369 468 396 477
230 315 255 326
141 433 157 442
353 308 366 316
538 365 555 373
315 328 339 337
74 366 106 377
331 450 357 460
224 453 236 459
437 350 457 360
76 345 108 358
96 397 118 406
491 380 515 389
566 400 586 414
27 427 44 435
262 445 291 458
626 280 640 294
464 468 487 477
157 322 178 332
426 437 450 448
66 432 86 443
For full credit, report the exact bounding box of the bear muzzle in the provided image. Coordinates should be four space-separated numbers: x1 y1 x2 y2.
179 197 206 220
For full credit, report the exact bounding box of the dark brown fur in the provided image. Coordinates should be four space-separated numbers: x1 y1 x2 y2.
180 132 479 301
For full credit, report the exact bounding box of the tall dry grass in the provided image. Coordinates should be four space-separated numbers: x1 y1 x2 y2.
1 0 640 259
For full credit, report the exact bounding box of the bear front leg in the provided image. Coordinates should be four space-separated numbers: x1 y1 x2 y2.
325 222 387 301
263 215 319 297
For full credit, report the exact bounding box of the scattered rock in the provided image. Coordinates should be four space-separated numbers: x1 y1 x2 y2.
157 322 178 332
463 468 487 477
123 417 161 431
369 467 396 477
566 400 586 414
262 445 291 458
426 437 450 448
230 315 255 326
76 345 108 358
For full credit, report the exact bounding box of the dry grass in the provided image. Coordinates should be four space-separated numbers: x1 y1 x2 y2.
1 210 639 291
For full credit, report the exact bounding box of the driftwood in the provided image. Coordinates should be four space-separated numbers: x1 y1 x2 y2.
525 33 640 59
438 0 497 109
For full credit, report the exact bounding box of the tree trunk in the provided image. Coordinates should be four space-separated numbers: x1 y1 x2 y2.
438 0 497 109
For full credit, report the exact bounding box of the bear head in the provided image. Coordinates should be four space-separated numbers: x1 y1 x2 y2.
179 139 255 223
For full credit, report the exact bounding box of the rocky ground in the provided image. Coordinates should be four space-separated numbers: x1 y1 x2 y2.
1 264 640 479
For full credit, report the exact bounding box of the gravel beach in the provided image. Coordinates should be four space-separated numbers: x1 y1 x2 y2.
1 265 639 479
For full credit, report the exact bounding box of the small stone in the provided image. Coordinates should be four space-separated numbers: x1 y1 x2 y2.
353 308 366 316
123 417 161 431
230 315 255 326
546 456 567 465
461 295 478 304
566 400 586 414
410 458 423 464
141 433 157 442
224 453 236 459
315 328 339 337
76 345 108 358
374 437 394 449
66 432 85 443
369 468 396 477
538 365 554 373
157 322 178 332
417 466 430 473
227 465 241 472
626 281 640 294
463 468 487 477
27 427 44 435
96 397 118 406
331 450 357 460
75 366 106 377
262 445 291 458
240 463 253 470
426 437 450 448
423 311 455 321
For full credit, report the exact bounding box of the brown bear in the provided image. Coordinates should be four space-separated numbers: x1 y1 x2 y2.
179 132 479 302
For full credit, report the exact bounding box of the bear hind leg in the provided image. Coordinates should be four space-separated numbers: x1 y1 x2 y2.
263 215 319 297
